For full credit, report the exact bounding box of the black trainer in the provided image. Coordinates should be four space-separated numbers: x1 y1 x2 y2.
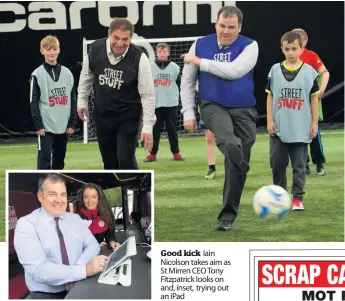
205 169 216 179
315 164 325 176
217 220 232 231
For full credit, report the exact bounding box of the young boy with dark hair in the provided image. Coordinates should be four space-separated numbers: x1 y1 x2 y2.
144 43 184 162
266 31 319 211
30 35 77 170
292 28 330 176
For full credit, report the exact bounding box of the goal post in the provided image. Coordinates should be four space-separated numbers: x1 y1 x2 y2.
81 35 202 144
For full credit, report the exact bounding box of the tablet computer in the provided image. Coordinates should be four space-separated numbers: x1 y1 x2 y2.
100 236 137 277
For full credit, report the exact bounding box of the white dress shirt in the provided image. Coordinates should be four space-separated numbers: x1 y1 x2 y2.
78 39 156 134
14 208 100 293
180 38 259 121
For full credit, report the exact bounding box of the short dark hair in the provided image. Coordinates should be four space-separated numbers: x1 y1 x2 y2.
38 173 66 192
77 183 116 233
281 31 303 47
130 211 141 223
217 6 243 24
156 43 170 51
109 18 134 35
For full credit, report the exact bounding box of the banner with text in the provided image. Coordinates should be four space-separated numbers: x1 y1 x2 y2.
152 243 345 301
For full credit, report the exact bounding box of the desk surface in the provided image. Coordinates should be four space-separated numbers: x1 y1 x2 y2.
65 231 151 299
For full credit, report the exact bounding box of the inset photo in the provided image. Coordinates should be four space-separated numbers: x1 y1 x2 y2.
8 171 152 299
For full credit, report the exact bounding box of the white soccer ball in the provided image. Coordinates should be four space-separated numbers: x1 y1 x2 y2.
253 185 292 219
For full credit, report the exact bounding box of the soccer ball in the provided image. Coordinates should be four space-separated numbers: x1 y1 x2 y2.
253 185 292 219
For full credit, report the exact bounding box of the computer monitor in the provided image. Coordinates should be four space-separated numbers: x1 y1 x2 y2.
101 236 137 278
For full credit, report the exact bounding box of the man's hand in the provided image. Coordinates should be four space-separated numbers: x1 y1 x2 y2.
36 129 45 136
184 120 197 133
310 123 318 139
86 255 108 277
141 132 153 152
77 108 87 121
66 128 74 135
109 241 121 251
267 120 276 136
64 282 74 292
181 53 201 66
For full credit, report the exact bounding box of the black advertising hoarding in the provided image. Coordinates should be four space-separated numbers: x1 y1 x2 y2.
0 1 343 134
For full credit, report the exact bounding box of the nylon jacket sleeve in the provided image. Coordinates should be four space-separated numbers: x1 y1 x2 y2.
68 84 78 129
30 75 44 131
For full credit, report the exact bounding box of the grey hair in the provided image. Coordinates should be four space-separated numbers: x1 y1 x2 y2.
217 6 243 24
38 173 66 192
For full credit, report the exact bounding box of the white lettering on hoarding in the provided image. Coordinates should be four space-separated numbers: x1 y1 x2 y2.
0 1 236 33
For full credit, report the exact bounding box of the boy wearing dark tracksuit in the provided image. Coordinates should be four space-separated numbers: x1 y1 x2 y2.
145 43 184 162
30 35 77 170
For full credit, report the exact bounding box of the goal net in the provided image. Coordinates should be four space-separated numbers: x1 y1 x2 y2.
81 35 202 144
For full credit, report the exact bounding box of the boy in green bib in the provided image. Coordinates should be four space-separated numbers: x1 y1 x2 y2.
144 43 184 162
266 31 319 211
30 36 77 170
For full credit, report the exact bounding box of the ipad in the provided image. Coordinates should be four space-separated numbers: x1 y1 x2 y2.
101 236 137 277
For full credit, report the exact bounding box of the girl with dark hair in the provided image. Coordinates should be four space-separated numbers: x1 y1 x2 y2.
77 183 120 250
